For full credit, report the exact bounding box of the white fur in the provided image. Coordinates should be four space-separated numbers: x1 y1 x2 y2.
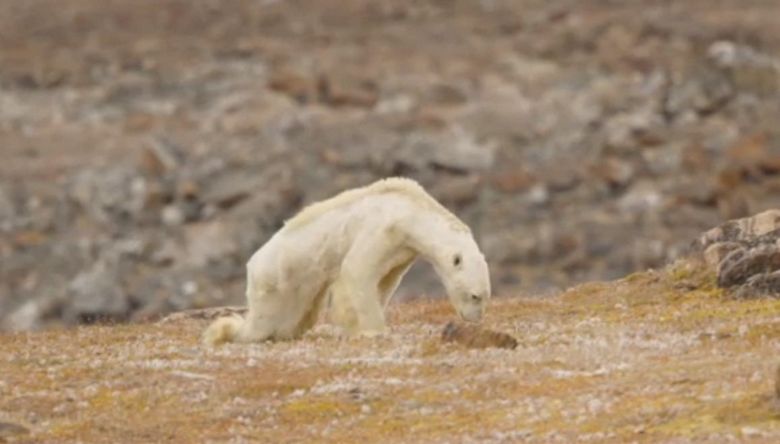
202 177 491 345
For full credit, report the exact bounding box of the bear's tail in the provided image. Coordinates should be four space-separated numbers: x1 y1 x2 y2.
202 315 244 346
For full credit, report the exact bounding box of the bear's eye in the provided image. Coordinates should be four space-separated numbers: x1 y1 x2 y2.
453 254 462 267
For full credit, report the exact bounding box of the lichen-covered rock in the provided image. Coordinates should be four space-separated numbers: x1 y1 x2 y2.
694 209 780 250
693 209 780 297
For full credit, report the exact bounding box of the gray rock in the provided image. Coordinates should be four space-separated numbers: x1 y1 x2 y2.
718 245 780 288
708 40 780 96
66 258 130 323
694 209 780 251
693 210 780 296
161 204 186 226
737 270 780 298
665 66 733 117
397 127 496 173
69 166 140 224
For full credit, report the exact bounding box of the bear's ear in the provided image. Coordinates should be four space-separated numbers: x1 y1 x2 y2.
453 254 462 267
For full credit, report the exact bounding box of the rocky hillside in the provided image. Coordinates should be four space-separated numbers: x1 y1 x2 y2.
1 256 780 443
2 0 780 329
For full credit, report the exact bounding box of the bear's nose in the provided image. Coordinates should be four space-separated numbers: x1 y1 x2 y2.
471 294 482 302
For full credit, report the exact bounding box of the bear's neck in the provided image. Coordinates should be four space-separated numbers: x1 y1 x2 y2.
402 210 460 268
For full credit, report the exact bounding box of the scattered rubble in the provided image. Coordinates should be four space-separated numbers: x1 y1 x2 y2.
2 1 780 330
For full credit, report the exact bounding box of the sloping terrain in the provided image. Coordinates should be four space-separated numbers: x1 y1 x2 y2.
2 260 779 443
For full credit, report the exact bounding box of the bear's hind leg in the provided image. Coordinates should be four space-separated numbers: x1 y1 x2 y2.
291 285 329 338
239 278 304 342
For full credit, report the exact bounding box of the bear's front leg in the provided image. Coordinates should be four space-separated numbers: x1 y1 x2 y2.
330 271 388 337
329 233 394 338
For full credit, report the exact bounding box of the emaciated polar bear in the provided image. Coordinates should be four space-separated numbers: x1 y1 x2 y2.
203 177 491 345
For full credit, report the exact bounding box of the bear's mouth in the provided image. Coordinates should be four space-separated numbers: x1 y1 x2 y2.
457 308 481 323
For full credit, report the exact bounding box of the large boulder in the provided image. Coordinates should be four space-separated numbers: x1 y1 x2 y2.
693 209 780 297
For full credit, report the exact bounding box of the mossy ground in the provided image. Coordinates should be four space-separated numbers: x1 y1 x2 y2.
1 260 779 443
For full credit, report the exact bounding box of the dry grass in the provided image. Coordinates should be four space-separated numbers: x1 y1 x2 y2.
2 260 780 443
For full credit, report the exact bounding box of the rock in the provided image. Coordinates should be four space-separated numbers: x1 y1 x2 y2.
724 133 780 177
441 321 518 350
430 175 482 206
591 157 635 188
317 73 379 108
665 66 733 117
603 107 665 151
397 127 496 174
718 245 780 288
617 181 664 214
201 170 262 210
66 258 130 323
215 92 298 135
693 209 780 296
708 41 780 96
491 169 537 193
161 204 186 226
268 68 317 103
69 166 141 223
139 137 182 176
694 209 780 250
703 242 742 269
736 270 780 297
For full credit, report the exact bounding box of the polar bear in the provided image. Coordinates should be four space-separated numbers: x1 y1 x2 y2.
202 177 491 345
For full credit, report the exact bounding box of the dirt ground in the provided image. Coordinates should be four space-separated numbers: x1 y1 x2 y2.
1 260 779 443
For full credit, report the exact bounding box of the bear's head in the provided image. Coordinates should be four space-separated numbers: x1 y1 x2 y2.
434 233 491 322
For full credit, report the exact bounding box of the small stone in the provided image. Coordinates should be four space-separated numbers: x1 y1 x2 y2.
592 157 634 188
161 204 185 226
317 74 378 108
491 169 537 193
527 184 550 205
140 138 182 176
268 69 316 103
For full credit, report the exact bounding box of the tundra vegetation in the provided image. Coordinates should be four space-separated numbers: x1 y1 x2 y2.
2 256 779 443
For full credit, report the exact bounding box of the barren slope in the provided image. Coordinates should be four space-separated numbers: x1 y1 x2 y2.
1 260 779 443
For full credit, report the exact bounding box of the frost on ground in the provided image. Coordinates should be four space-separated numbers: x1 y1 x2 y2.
1 260 779 443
